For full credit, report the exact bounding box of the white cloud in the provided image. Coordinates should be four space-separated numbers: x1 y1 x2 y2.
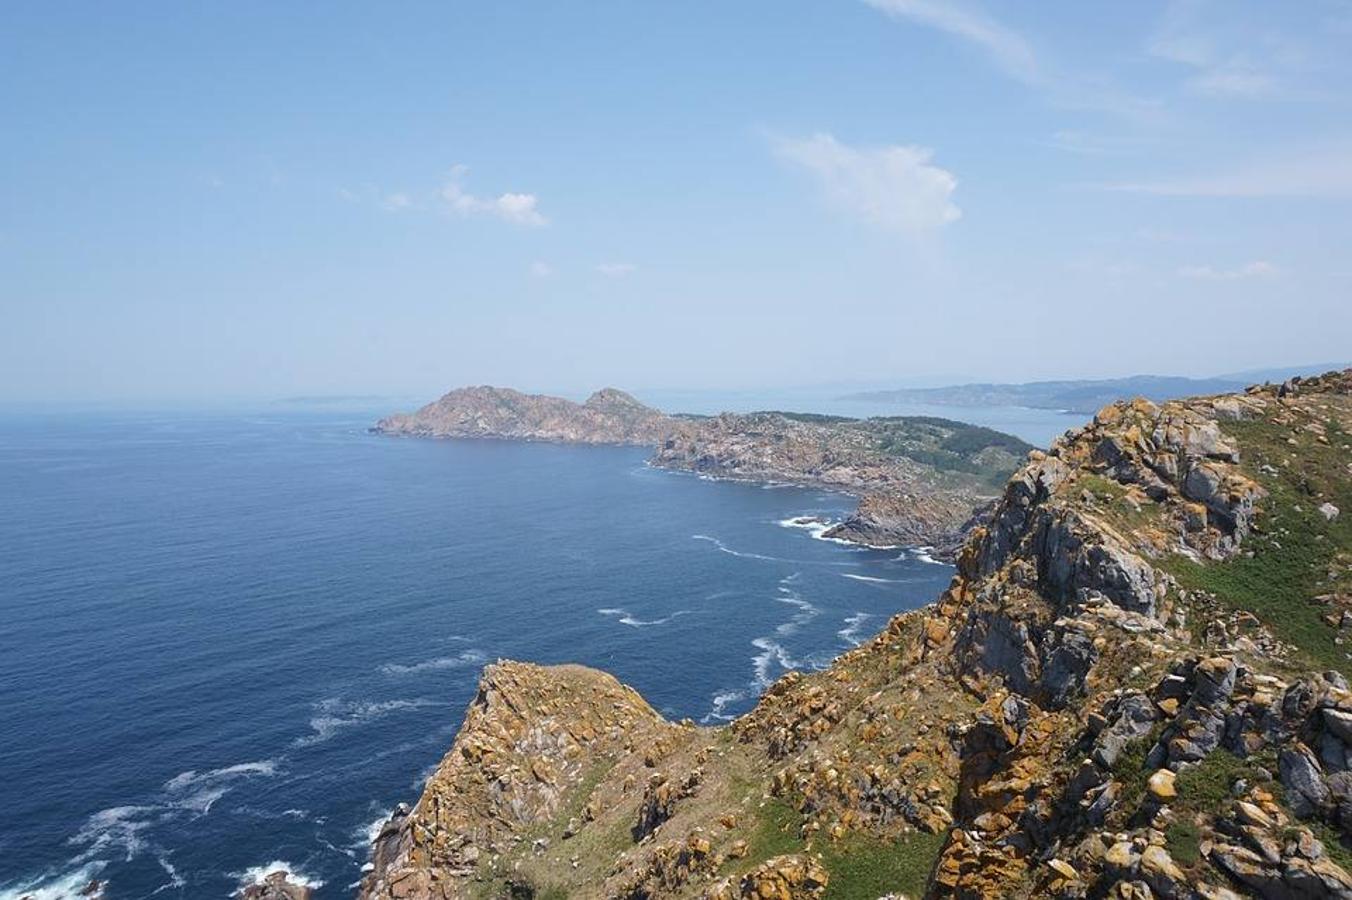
529 261 554 278
381 192 412 211
1179 261 1278 280
596 262 636 277
773 132 960 234
440 165 547 227
862 0 1039 84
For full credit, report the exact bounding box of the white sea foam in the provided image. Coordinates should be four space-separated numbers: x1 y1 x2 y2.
296 698 439 747
839 573 911 585
70 805 155 862
0 862 107 900
911 547 946 565
379 649 486 676
598 607 691 627
357 810 393 849
750 638 802 687
234 860 324 890
700 689 748 723
837 613 872 646
149 854 185 895
163 759 278 792
690 534 782 562
777 515 870 548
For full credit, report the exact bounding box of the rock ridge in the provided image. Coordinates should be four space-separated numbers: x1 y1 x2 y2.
360 370 1352 899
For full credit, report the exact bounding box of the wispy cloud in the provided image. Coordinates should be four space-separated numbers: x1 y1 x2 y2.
862 0 1039 84
529 261 554 278
861 0 1160 122
441 165 547 227
1149 29 1279 99
772 132 960 234
1099 142 1352 197
1146 0 1320 100
1179 260 1278 280
596 262 636 277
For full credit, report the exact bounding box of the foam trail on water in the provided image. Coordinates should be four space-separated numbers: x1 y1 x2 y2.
598 607 691 627
379 649 486 676
0 863 107 900
837 612 872 646
840 573 914 585
701 689 748 724
295 698 439 747
149 855 185 896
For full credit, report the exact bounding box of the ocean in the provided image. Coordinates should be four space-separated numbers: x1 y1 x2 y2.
0 410 957 899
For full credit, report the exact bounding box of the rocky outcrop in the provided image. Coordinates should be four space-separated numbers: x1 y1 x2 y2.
239 871 312 900
378 388 1032 556
374 386 676 446
358 370 1352 900
360 662 681 899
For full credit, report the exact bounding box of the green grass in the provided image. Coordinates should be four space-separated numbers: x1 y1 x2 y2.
1173 749 1261 808
1162 417 1352 676
1306 819 1352 874
1109 724 1165 814
1166 821 1201 866
819 830 947 900
741 798 806 866
737 798 945 898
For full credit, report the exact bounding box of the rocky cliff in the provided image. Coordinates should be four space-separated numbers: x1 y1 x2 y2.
359 370 1352 899
650 413 1025 558
376 390 1031 557
374 387 676 446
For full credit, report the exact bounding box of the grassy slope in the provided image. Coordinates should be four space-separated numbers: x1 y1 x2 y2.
1164 414 1352 676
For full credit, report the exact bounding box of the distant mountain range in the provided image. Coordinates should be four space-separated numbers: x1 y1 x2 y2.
841 362 1351 414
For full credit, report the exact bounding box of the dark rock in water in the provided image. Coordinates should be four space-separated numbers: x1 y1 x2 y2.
239 870 312 900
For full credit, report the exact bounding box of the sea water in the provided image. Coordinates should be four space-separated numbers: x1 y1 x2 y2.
0 410 954 898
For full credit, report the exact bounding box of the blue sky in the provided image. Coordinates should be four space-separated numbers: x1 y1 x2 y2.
2 1 1349 404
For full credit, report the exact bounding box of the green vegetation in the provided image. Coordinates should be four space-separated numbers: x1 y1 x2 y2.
1165 821 1201 866
1306 819 1352 874
742 798 806 865
738 798 944 898
819 830 947 900
869 418 1032 486
1162 417 1352 676
1174 749 1263 807
1109 724 1165 813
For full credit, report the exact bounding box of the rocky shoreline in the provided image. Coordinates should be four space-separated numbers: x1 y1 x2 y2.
357 370 1352 899
375 387 1032 560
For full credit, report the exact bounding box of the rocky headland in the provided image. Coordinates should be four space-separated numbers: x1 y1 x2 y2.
360 370 1352 899
375 389 1032 559
374 386 676 447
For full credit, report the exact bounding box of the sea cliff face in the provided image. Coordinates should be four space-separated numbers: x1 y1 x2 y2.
651 411 1026 559
376 391 1031 557
360 370 1352 899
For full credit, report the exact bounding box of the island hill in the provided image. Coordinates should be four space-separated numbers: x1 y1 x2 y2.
373 386 1034 559
342 372 1352 900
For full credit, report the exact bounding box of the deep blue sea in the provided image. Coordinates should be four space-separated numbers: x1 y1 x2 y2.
0 410 955 899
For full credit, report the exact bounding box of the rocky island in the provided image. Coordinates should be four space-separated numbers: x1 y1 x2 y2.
375 387 1032 559
359 370 1352 899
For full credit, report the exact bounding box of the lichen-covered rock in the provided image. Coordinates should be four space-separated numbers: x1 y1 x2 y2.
349 370 1352 900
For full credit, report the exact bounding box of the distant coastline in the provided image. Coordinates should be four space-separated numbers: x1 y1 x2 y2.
373 385 1034 560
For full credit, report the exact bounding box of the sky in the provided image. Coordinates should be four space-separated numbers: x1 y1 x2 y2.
2 1 1350 405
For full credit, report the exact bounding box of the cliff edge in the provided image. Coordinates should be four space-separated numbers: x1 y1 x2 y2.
361 370 1352 899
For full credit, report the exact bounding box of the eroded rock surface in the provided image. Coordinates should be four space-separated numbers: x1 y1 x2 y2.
358 370 1352 899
